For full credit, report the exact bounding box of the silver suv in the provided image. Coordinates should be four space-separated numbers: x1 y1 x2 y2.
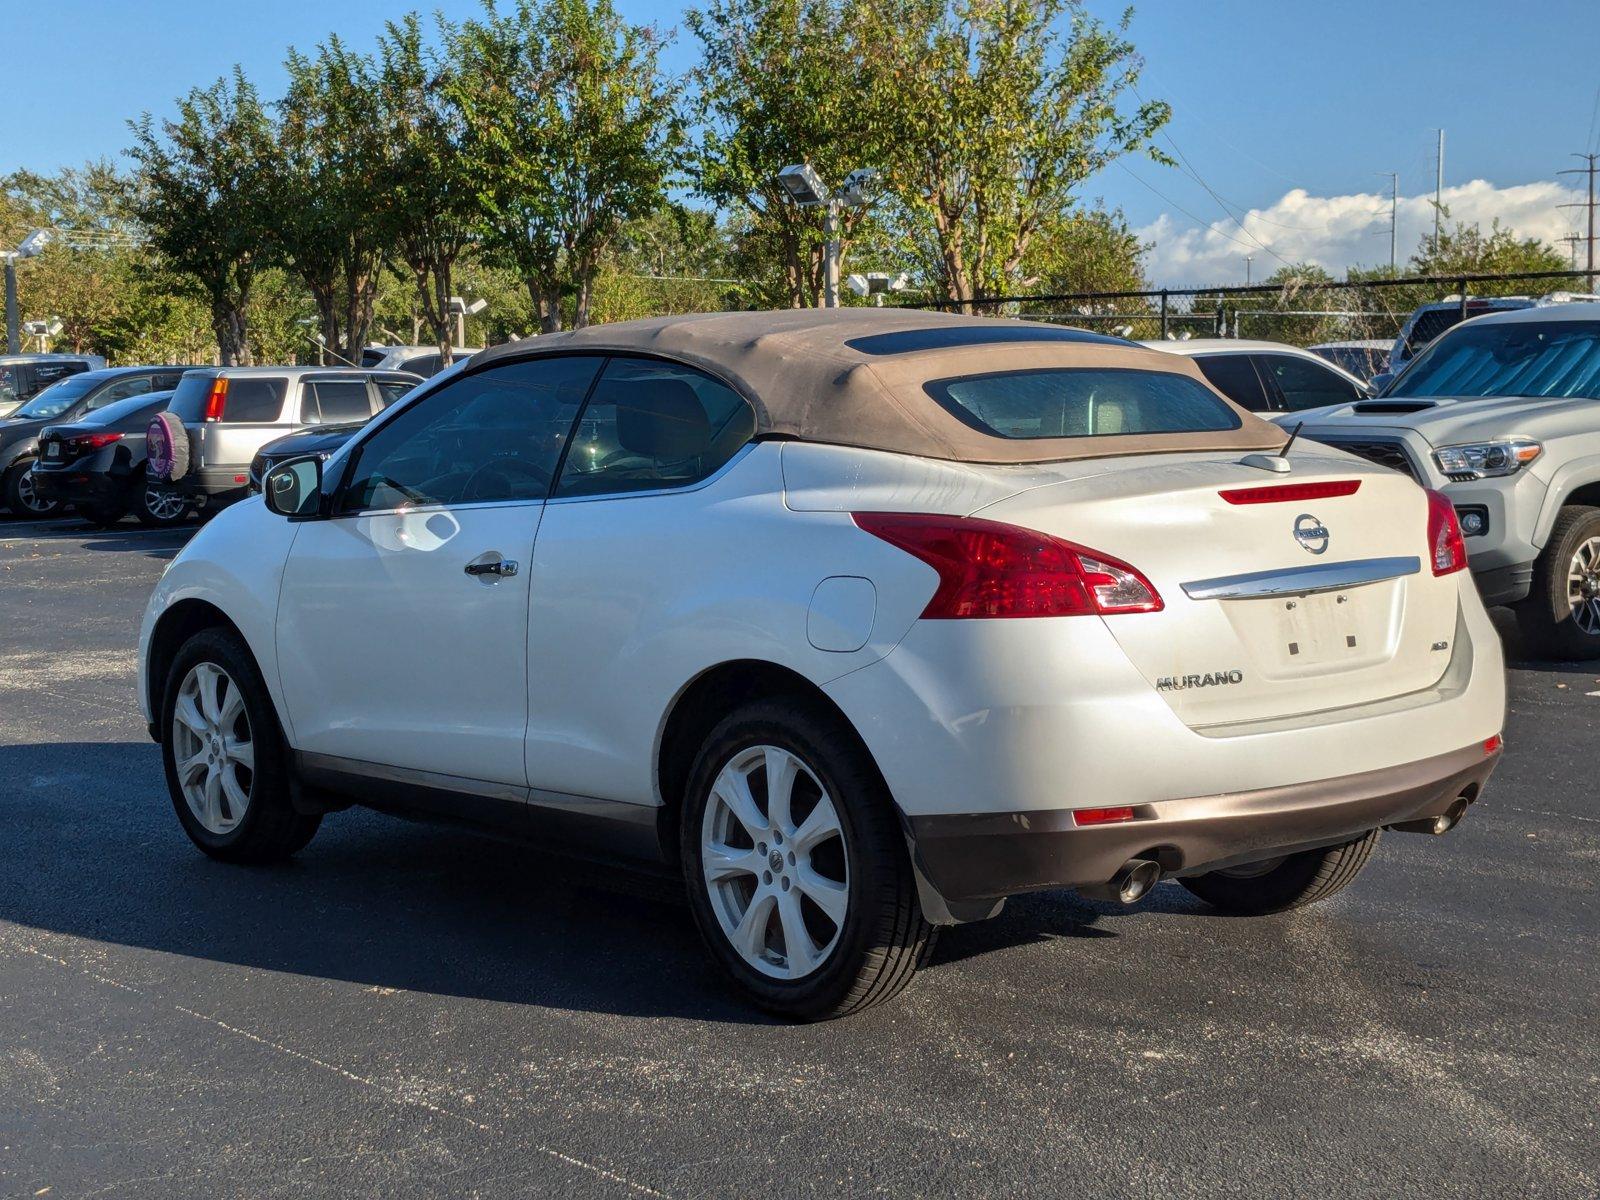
1282 302 1600 658
153 367 420 513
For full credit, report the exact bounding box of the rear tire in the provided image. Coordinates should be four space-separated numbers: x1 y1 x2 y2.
1513 505 1600 661
1180 830 1381 915
3 459 60 518
680 697 935 1020
160 627 320 863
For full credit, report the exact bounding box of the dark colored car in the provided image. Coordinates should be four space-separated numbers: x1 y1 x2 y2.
247 421 368 493
31 391 193 526
1 365 188 517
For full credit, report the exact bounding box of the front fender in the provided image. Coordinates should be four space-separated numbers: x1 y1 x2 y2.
137 499 301 737
1532 451 1600 548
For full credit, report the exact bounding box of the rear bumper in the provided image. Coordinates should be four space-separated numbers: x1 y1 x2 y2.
175 467 251 508
907 742 1499 904
29 467 126 504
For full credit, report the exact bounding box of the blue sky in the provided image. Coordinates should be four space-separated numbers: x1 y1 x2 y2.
8 0 1600 284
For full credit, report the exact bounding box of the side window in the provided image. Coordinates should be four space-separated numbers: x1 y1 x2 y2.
554 357 756 499
152 372 185 392
87 375 153 410
341 356 604 513
375 379 416 409
302 379 374 425
221 378 288 422
1194 354 1272 411
1256 354 1362 412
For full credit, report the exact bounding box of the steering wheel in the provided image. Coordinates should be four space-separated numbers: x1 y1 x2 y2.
461 457 551 503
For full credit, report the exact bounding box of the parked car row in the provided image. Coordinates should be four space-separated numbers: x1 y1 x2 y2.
0 364 422 522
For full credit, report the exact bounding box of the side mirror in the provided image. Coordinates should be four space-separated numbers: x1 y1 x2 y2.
263 455 323 519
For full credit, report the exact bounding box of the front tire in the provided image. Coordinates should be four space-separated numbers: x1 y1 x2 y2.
1180 829 1381 915
1514 505 1600 661
3 459 60 517
680 698 935 1020
160 627 320 862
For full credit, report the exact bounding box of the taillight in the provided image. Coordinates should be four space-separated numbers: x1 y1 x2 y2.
203 377 229 420
1219 480 1361 504
68 431 123 452
852 511 1163 618
1424 489 1467 576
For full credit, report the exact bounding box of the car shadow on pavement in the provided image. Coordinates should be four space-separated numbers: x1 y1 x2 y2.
0 516 197 561
0 740 776 1026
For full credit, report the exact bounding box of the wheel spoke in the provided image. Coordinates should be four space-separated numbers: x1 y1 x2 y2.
730 889 775 959
174 693 207 736
219 767 249 822
703 842 762 883
792 796 841 854
776 891 816 974
218 683 246 734
223 735 253 771
712 767 768 842
195 664 223 723
203 769 224 828
176 748 208 783
795 865 848 926
763 747 800 835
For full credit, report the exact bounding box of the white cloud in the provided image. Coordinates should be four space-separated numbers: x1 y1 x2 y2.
1135 178 1586 286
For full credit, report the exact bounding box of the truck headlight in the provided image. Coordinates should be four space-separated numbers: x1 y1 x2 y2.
1433 438 1542 479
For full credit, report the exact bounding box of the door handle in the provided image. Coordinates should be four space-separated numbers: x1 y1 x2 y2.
464 555 519 579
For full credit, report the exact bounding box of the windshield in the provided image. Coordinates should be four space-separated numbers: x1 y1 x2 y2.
1389 320 1600 400
925 368 1241 440
14 375 100 419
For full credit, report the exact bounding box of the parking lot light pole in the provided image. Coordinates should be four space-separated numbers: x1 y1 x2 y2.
775 165 878 308
3 230 55 354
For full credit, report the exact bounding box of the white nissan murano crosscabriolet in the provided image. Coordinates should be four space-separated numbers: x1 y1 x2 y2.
139 310 1506 1019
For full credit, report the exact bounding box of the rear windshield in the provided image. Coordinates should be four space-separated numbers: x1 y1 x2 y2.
924 368 1241 440
167 374 288 423
1390 321 1600 400
83 392 173 426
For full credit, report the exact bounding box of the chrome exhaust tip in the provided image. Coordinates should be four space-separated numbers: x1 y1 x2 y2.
1390 796 1472 836
1081 858 1162 905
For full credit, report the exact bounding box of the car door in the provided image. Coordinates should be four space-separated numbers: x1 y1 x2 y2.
1252 352 1364 412
275 355 604 787
522 355 758 804
1192 352 1273 411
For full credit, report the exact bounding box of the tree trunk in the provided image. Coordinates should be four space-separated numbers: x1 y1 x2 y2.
213 303 250 367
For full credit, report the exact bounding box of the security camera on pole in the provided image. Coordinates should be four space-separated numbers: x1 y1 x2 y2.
3 229 53 354
775 165 879 308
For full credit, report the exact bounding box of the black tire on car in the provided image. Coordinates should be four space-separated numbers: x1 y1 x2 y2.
680 696 936 1021
160 627 320 863
1180 829 1381 916
1513 504 1600 661
2 459 60 518
135 470 192 527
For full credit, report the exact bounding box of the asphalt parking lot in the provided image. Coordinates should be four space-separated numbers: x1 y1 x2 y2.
1 515 1596 1199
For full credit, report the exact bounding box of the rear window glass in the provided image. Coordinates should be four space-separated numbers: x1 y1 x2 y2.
83 393 173 426
924 368 1242 440
166 374 217 422
165 375 288 423
303 380 372 424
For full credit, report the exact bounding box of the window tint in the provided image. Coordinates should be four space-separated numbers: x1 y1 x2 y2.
403 354 442 377
342 356 602 512
375 379 415 409
88 375 153 409
555 357 756 498
303 379 374 424
924 368 1241 439
220 378 288 423
1194 354 1271 411
152 372 186 392
12 373 97 419
165 374 215 422
1255 354 1362 411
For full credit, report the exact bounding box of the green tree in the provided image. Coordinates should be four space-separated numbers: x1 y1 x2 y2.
872 0 1169 307
126 69 280 364
374 13 478 364
278 37 393 365
686 0 888 308
451 0 683 331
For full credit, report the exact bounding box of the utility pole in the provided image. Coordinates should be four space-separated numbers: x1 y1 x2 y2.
1379 172 1399 273
1564 233 1585 270
3 254 17 354
1244 256 1253 285
1432 129 1445 254
1559 153 1599 291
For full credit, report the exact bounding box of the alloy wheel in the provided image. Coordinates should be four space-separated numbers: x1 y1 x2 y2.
143 485 187 522
15 470 58 515
171 661 254 835
1566 536 1600 635
700 744 849 980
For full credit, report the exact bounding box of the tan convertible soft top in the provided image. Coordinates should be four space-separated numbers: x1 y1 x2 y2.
473 308 1287 464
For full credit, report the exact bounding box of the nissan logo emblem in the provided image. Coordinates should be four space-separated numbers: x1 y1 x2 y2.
1294 513 1330 555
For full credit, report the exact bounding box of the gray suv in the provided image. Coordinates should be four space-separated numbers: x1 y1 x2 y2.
152 367 420 513
1281 302 1600 659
